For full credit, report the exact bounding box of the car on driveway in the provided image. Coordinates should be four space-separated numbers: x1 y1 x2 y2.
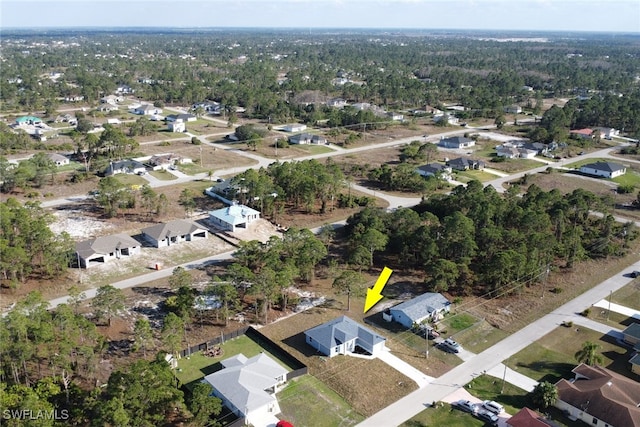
476 408 499 425
482 400 504 414
439 338 461 353
453 400 478 414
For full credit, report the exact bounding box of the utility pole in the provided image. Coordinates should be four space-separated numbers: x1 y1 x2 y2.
501 361 507 393
607 290 612 321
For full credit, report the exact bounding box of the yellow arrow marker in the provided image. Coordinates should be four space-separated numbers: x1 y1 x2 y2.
364 266 393 313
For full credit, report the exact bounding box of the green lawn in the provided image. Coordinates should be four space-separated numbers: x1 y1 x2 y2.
400 403 485 427
454 169 497 182
176 334 292 386
610 281 640 311
114 174 147 186
277 376 365 427
612 169 640 187
292 144 335 155
149 169 178 180
508 325 634 384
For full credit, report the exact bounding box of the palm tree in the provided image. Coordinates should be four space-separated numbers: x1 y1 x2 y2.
531 381 558 409
574 341 603 366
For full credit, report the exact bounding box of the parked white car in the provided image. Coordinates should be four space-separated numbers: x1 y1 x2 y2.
483 400 504 414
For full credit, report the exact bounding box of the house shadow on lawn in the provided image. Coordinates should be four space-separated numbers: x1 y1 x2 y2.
515 361 575 384
282 332 319 358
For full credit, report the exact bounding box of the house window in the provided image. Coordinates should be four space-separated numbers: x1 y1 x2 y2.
592 418 597 425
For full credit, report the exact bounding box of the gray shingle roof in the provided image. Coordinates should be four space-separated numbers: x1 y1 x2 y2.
581 161 626 173
203 353 288 415
304 315 385 350
141 219 206 241
75 234 139 258
623 323 640 340
390 292 450 323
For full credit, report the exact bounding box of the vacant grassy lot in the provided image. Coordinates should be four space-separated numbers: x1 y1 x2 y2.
400 403 485 427
454 169 498 182
509 325 637 384
114 174 147 186
149 169 178 180
277 376 365 427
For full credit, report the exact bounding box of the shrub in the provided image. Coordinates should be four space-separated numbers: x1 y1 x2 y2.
550 287 563 294
581 308 591 317
25 191 40 198
191 137 201 145
159 141 171 146
617 184 634 194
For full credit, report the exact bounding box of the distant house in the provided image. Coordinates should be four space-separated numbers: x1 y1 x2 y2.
15 116 42 126
554 364 640 427
622 323 640 347
416 163 452 180
132 104 163 116
64 95 84 102
593 127 619 140
504 105 523 114
107 118 121 125
281 123 307 133
192 101 221 114
496 146 537 159
327 98 347 108
305 316 386 358
167 120 186 133
522 142 549 155
145 153 190 170
209 204 261 232
579 161 626 179
166 113 196 123
630 351 640 375
386 292 451 328
387 112 404 121
288 133 327 145
447 157 485 171
569 128 595 140
96 104 119 113
507 408 552 427
115 84 134 95
439 136 475 149
75 234 140 268
203 353 288 427
141 219 208 248
433 113 459 125
46 153 70 167
100 95 123 105
104 160 146 176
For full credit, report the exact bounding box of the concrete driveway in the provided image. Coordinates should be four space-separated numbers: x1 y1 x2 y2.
376 348 434 388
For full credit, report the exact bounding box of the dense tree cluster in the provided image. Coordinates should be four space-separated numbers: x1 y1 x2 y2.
344 181 635 295
0 199 72 286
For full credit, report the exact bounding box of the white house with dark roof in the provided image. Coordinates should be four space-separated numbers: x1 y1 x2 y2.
304 315 386 358
579 161 626 179
208 204 261 232
131 104 163 116
447 157 485 171
416 163 452 180
46 153 70 167
554 364 640 427
287 133 327 145
141 219 208 247
203 353 288 427
75 234 140 268
166 113 196 123
439 136 475 149
387 292 450 328
104 160 146 176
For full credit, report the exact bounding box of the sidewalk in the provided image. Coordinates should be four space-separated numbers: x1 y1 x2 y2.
485 364 538 393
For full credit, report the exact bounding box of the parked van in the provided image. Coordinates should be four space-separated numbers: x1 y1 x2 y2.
483 400 504 414
441 338 461 353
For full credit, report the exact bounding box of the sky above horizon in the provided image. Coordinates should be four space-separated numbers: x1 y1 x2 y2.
2 0 639 33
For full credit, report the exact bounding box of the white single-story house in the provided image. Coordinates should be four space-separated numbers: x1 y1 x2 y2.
167 120 186 133
504 105 523 114
388 112 404 121
144 153 191 170
433 114 459 125
327 98 347 108
439 136 475 149
104 160 147 176
100 95 123 105
579 161 626 179
115 85 134 95
386 292 451 328
203 353 288 427
141 219 208 247
305 316 387 358
496 146 538 159
209 204 261 232
15 116 43 126
416 163 452 180
132 104 163 116
46 153 70 167
75 234 140 268
288 133 327 145
281 123 307 133
593 127 619 140
64 95 84 102
96 104 119 113
555 364 640 427
107 118 121 125
166 113 196 122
